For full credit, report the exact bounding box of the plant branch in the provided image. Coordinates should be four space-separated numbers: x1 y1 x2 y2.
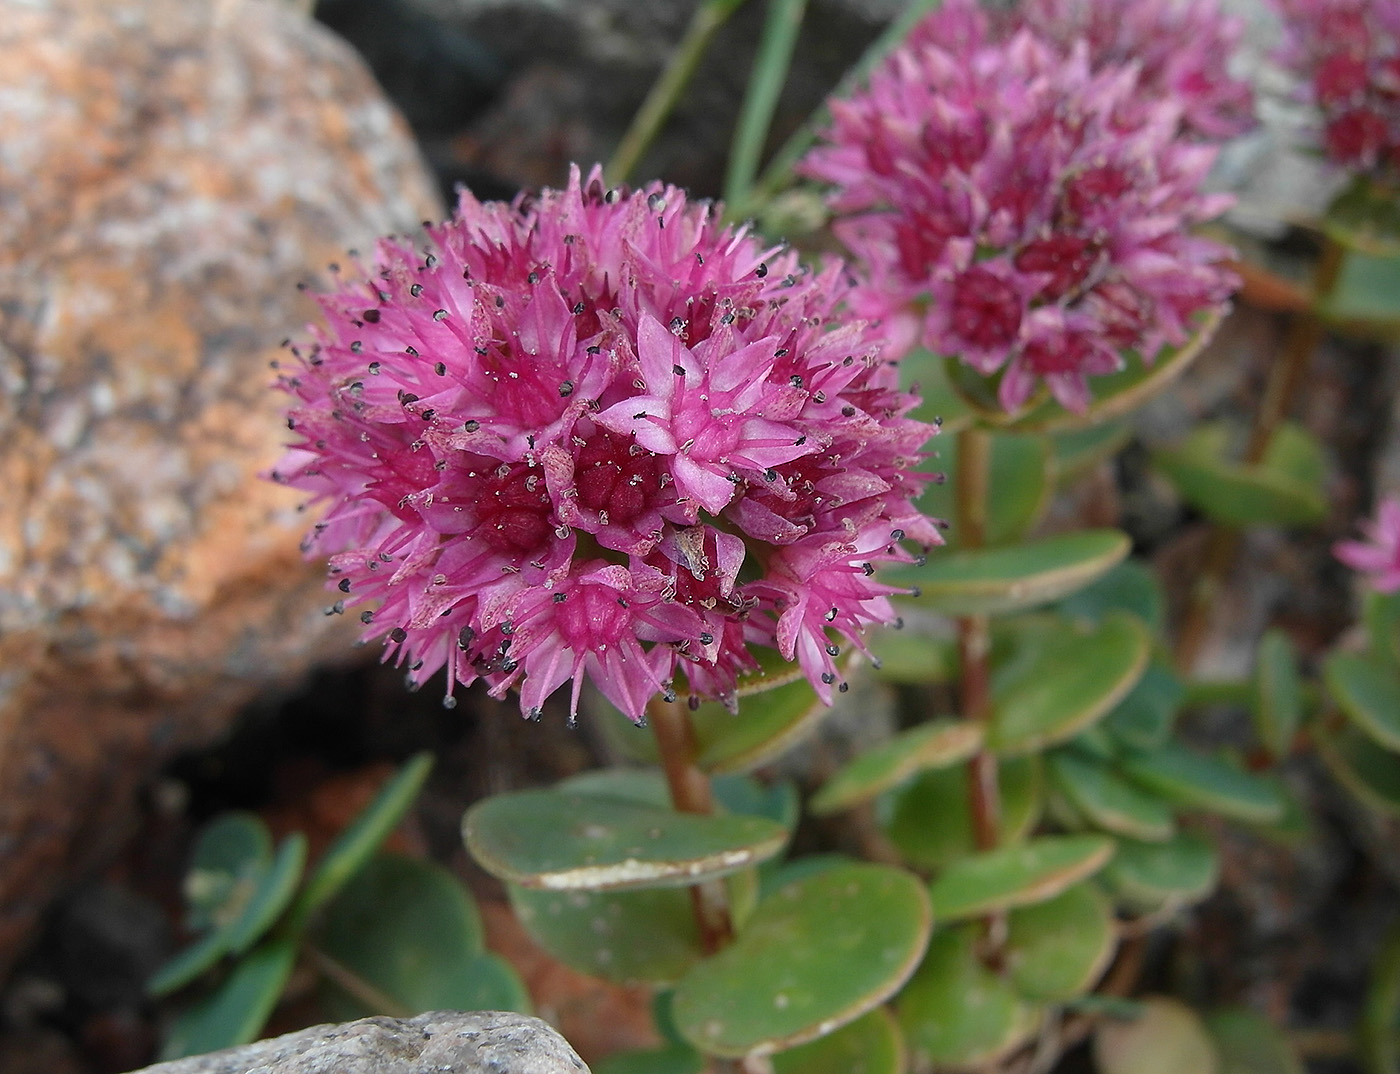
606 0 751 186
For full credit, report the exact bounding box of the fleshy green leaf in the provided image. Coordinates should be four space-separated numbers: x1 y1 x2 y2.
225 835 306 955
591 1044 707 1074
1153 421 1326 527
900 346 973 432
1004 883 1117 1002
865 627 959 685
1325 650 1400 752
919 431 1051 547
158 937 297 1061
1254 630 1303 758
1323 175 1400 257
927 835 1115 922
888 530 1131 616
1315 724 1400 816
1103 659 1184 752
1048 751 1175 841
695 676 829 774
1120 744 1286 824
1051 421 1133 486
884 757 1042 870
1057 559 1166 636
989 612 1151 755
1319 248 1400 338
147 927 237 999
465 789 788 891
769 1008 905 1074
1099 831 1219 911
291 753 433 925
183 813 273 932
898 925 1039 1068
810 720 984 816
1205 1008 1304 1074
1096 997 1220 1074
1364 589 1400 667
672 864 932 1058
314 854 527 1018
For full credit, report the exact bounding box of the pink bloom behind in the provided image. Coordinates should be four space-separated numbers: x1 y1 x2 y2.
1335 496 1400 592
801 0 1238 413
274 166 939 722
1272 0 1400 178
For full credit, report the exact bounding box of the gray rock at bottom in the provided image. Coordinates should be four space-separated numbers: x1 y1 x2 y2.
130 1011 589 1074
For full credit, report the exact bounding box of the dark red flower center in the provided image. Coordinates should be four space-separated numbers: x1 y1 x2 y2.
575 428 664 528
950 267 1021 352
1015 233 1100 301
479 462 554 553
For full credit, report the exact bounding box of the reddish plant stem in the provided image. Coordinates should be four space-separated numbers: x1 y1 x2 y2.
1173 238 1346 673
647 694 734 955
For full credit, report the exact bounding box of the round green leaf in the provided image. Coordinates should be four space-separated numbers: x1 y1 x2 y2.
312 853 527 1019
1323 174 1400 257
1205 1008 1304 1074
866 627 959 685
888 530 1131 616
1153 421 1326 527
465 789 787 891
158 937 297 1061
1051 421 1133 486
291 753 433 925
1363 589 1400 667
696 676 830 774
898 925 1039 1068
147 927 237 999
1254 630 1303 758
1057 558 1165 635
919 431 1052 548
1315 724 1400 816
672 864 932 1058
1319 248 1400 337
810 720 984 816
183 812 273 931
225 834 306 955
884 756 1042 870
770 1008 904 1074
989 612 1151 755
1119 744 1286 824
927 834 1115 922
1099 831 1218 911
1326 650 1400 753
1004 883 1117 1002
1048 751 1175 842
1103 659 1184 752
1095 997 1220 1074
592 1044 706 1074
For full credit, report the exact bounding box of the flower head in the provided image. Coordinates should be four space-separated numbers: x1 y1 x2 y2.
801 0 1238 413
273 166 938 721
1272 0 1400 178
1335 496 1400 592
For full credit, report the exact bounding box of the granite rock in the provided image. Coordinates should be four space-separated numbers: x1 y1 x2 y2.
128 1012 588 1074
0 0 442 979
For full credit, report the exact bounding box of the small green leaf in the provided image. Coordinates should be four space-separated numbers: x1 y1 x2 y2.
1319 249 1400 338
158 937 297 1061
225 834 305 955
1103 659 1184 752
1051 421 1133 486
884 757 1042 870
1323 175 1400 257
465 790 787 891
1204 1008 1304 1074
888 530 1131 616
183 813 273 931
696 676 829 773
672 864 932 1058
927 835 1115 922
1364 589 1400 667
1095 997 1220 1074
591 1044 707 1074
1099 831 1219 911
1254 630 1303 758
291 753 433 925
1326 650 1400 753
1048 751 1175 842
866 627 960 685
713 775 801 834
1315 724 1400 816
1004 883 1117 1002
900 346 973 432
770 1007 905 1074
920 431 1052 547
1153 421 1327 527
989 612 1151 755
1057 559 1166 636
810 720 984 816
898 925 1039 1067
314 854 528 1018
147 927 236 999
1120 743 1286 824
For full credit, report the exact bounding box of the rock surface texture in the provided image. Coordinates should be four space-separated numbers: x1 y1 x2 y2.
129 1012 589 1074
0 0 442 980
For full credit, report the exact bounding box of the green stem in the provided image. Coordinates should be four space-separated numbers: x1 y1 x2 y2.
746 0 942 208
647 694 734 955
724 0 810 218
606 0 751 186
1173 238 1347 674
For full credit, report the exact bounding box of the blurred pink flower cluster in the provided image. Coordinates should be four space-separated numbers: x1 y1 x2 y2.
801 0 1241 413
1335 496 1400 592
1273 0 1400 178
274 166 938 721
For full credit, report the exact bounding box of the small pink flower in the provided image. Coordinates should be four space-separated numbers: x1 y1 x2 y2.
1335 496 1400 592
801 0 1238 413
1272 0 1400 179
273 166 940 721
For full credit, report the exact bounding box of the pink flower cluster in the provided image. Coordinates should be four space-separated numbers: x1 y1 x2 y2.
274 166 938 722
1009 0 1255 142
1335 496 1400 592
801 0 1239 413
1273 0 1400 178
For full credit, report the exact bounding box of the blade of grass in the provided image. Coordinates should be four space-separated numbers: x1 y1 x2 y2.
724 0 810 218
